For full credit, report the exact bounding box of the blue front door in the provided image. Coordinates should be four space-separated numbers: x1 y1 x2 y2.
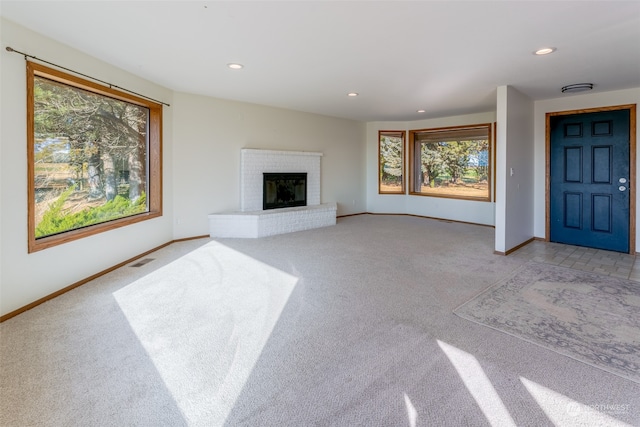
550 109 631 253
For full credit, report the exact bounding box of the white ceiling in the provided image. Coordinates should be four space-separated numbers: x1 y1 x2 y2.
2 1 640 122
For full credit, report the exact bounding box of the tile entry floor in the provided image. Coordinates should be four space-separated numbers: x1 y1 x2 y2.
509 240 640 282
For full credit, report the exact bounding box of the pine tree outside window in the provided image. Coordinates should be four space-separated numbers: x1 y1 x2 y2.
409 124 491 201
378 130 405 194
27 62 163 253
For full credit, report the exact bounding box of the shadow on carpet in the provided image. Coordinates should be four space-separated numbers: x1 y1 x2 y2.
454 261 640 384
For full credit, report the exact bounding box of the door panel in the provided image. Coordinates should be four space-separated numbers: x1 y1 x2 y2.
550 109 630 252
564 147 582 182
563 192 582 229
592 146 611 183
591 194 611 232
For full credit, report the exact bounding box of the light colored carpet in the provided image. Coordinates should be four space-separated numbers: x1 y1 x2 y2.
113 240 298 425
1 215 639 426
454 261 640 384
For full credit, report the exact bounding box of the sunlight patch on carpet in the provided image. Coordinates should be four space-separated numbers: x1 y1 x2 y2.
113 241 298 425
403 393 418 427
454 262 640 384
520 377 632 426
437 340 516 427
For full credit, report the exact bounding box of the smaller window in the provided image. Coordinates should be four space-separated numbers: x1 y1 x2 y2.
409 124 491 201
378 130 406 194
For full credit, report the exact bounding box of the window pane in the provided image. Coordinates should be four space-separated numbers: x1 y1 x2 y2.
33 76 150 238
410 124 491 201
379 131 405 194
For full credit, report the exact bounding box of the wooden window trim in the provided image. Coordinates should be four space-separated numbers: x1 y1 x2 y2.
27 61 163 253
378 130 406 194
408 123 492 202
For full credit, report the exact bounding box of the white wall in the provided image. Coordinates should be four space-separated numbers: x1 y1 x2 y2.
0 19 175 316
170 91 367 239
495 86 535 253
533 88 640 246
366 112 496 225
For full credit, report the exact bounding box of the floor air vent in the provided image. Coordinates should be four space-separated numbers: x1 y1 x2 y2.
130 258 155 268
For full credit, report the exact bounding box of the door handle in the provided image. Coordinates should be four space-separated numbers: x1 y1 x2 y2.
618 178 630 190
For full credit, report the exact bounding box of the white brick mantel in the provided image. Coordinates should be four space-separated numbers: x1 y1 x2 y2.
240 149 322 211
209 149 336 238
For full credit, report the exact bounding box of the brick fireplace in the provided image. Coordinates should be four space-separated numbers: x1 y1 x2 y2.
208 149 337 238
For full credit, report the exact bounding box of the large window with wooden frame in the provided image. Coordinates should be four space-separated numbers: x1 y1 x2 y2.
378 130 405 194
27 62 163 253
409 124 491 201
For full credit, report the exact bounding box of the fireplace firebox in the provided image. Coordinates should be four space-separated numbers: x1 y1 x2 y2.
263 172 307 210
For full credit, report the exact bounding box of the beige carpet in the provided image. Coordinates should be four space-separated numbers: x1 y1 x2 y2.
454 261 640 384
1 215 639 426
113 240 299 425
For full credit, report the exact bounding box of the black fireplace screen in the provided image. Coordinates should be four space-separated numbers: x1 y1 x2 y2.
263 172 307 210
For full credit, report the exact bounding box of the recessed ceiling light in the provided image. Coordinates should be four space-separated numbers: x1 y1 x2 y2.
417 109 426 113
227 63 244 70
534 47 556 55
347 92 359 97
561 83 594 93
